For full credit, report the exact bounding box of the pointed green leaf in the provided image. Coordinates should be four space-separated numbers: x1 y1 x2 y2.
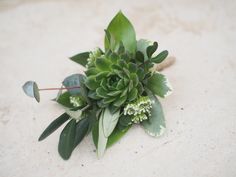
95 71 109 81
22 81 40 102
107 125 130 148
38 113 70 141
130 73 139 87
128 88 138 101
105 11 136 53
58 119 76 160
96 87 108 98
107 90 122 96
113 95 127 107
70 52 90 67
152 50 169 63
74 118 89 148
85 67 100 76
141 93 166 137
146 73 172 98
92 121 99 148
103 97 117 104
97 112 108 158
95 58 111 71
102 108 120 137
84 76 99 90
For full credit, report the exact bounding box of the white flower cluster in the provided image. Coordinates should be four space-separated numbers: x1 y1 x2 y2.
86 48 102 68
70 96 84 107
124 96 153 123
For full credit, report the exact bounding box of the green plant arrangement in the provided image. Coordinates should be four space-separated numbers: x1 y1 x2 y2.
22 11 172 160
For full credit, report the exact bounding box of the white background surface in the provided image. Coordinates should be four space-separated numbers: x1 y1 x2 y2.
0 0 236 177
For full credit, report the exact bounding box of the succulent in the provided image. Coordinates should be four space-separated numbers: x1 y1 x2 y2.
84 45 144 109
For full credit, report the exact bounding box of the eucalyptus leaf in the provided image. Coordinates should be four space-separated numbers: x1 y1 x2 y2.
22 81 40 102
70 52 90 67
38 113 70 141
62 74 81 95
141 93 166 137
105 11 136 53
146 73 172 98
102 108 120 137
58 119 76 160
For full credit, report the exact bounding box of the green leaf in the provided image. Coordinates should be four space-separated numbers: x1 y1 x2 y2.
137 68 145 81
103 97 117 104
130 73 139 87
22 81 40 102
128 88 138 101
107 90 122 96
92 121 131 148
58 119 76 160
128 63 138 73
95 71 109 81
113 95 127 107
86 109 98 134
107 125 130 148
105 11 136 53
146 41 158 58
119 115 132 127
146 73 172 98
85 67 100 76
92 121 99 148
70 52 90 67
56 92 73 108
38 113 70 141
152 50 169 63
96 87 108 98
137 39 152 60
74 118 89 148
62 74 81 95
95 58 111 71
97 111 108 158
102 108 120 137
141 93 166 137
84 76 99 90
135 51 144 62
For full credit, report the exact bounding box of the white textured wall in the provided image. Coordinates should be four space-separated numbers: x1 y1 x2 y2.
0 0 236 177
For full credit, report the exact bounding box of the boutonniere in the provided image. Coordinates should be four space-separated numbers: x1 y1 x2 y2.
23 11 172 160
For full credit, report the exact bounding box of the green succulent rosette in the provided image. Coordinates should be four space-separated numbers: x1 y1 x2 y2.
84 47 144 109
22 11 173 160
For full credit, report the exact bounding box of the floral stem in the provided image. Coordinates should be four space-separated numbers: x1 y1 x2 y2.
39 86 80 91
